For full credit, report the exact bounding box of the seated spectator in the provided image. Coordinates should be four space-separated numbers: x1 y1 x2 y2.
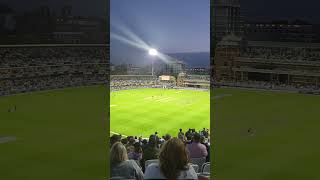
178 128 185 141
121 138 128 146
126 136 136 153
141 135 159 172
187 132 208 158
185 128 192 140
160 134 172 148
141 139 148 148
110 142 144 180
110 134 121 147
200 136 210 162
128 142 143 162
201 128 208 138
144 138 198 180
164 134 171 141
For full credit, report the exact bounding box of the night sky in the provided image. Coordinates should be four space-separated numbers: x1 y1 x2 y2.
241 0 320 23
110 0 210 65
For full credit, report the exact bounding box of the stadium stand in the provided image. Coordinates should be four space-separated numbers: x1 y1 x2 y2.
213 35 320 94
110 75 156 91
177 73 210 89
110 73 210 91
110 128 210 179
190 157 207 173
0 44 108 96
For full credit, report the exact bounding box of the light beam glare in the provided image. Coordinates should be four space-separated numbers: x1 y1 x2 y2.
111 21 176 64
157 53 171 63
115 23 150 49
111 32 150 51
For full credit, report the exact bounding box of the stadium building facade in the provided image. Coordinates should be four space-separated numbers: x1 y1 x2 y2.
164 60 186 77
214 35 320 90
212 0 242 41
244 20 316 42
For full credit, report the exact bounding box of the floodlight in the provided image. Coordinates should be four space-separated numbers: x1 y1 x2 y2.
148 48 158 56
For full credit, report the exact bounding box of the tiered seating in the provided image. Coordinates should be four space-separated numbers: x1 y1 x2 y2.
0 45 108 96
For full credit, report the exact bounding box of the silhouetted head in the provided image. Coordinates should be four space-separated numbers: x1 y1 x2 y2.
193 132 201 143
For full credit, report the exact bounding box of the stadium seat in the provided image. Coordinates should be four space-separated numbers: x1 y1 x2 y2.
145 159 159 170
201 162 210 175
190 163 199 173
190 157 206 172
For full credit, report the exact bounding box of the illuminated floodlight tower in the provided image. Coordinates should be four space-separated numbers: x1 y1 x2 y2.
148 48 158 76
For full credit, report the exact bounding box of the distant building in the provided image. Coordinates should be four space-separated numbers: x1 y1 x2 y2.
213 34 241 80
177 73 210 89
54 14 107 44
212 0 242 42
244 19 316 42
164 60 186 77
214 34 320 89
187 67 209 75
0 3 107 44
127 64 150 75
52 32 82 44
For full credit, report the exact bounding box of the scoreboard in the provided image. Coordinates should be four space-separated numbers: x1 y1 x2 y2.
159 75 171 81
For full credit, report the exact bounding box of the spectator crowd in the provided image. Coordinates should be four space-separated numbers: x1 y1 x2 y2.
0 45 108 96
214 80 320 94
110 128 210 180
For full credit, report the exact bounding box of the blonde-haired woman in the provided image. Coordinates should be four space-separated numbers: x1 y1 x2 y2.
110 142 144 180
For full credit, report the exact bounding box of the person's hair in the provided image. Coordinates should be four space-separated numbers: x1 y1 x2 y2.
142 139 148 145
159 138 189 180
193 132 201 143
110 134 121 147
164 134 171 141
128 137 135 144
200 136 206 144
121 138 128 145
179 128 182 132
133 142 142 153
110 142 128 165
149 134 157 147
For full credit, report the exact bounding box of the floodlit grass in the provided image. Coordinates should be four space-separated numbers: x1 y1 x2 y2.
3 85 317 179
0 86 108 180
110 88 210 137
213 88 320 180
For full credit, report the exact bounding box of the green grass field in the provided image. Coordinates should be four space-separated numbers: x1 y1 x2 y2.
213 88 320 180
0 86 108 180
110 88 210 137
3 85 319 179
